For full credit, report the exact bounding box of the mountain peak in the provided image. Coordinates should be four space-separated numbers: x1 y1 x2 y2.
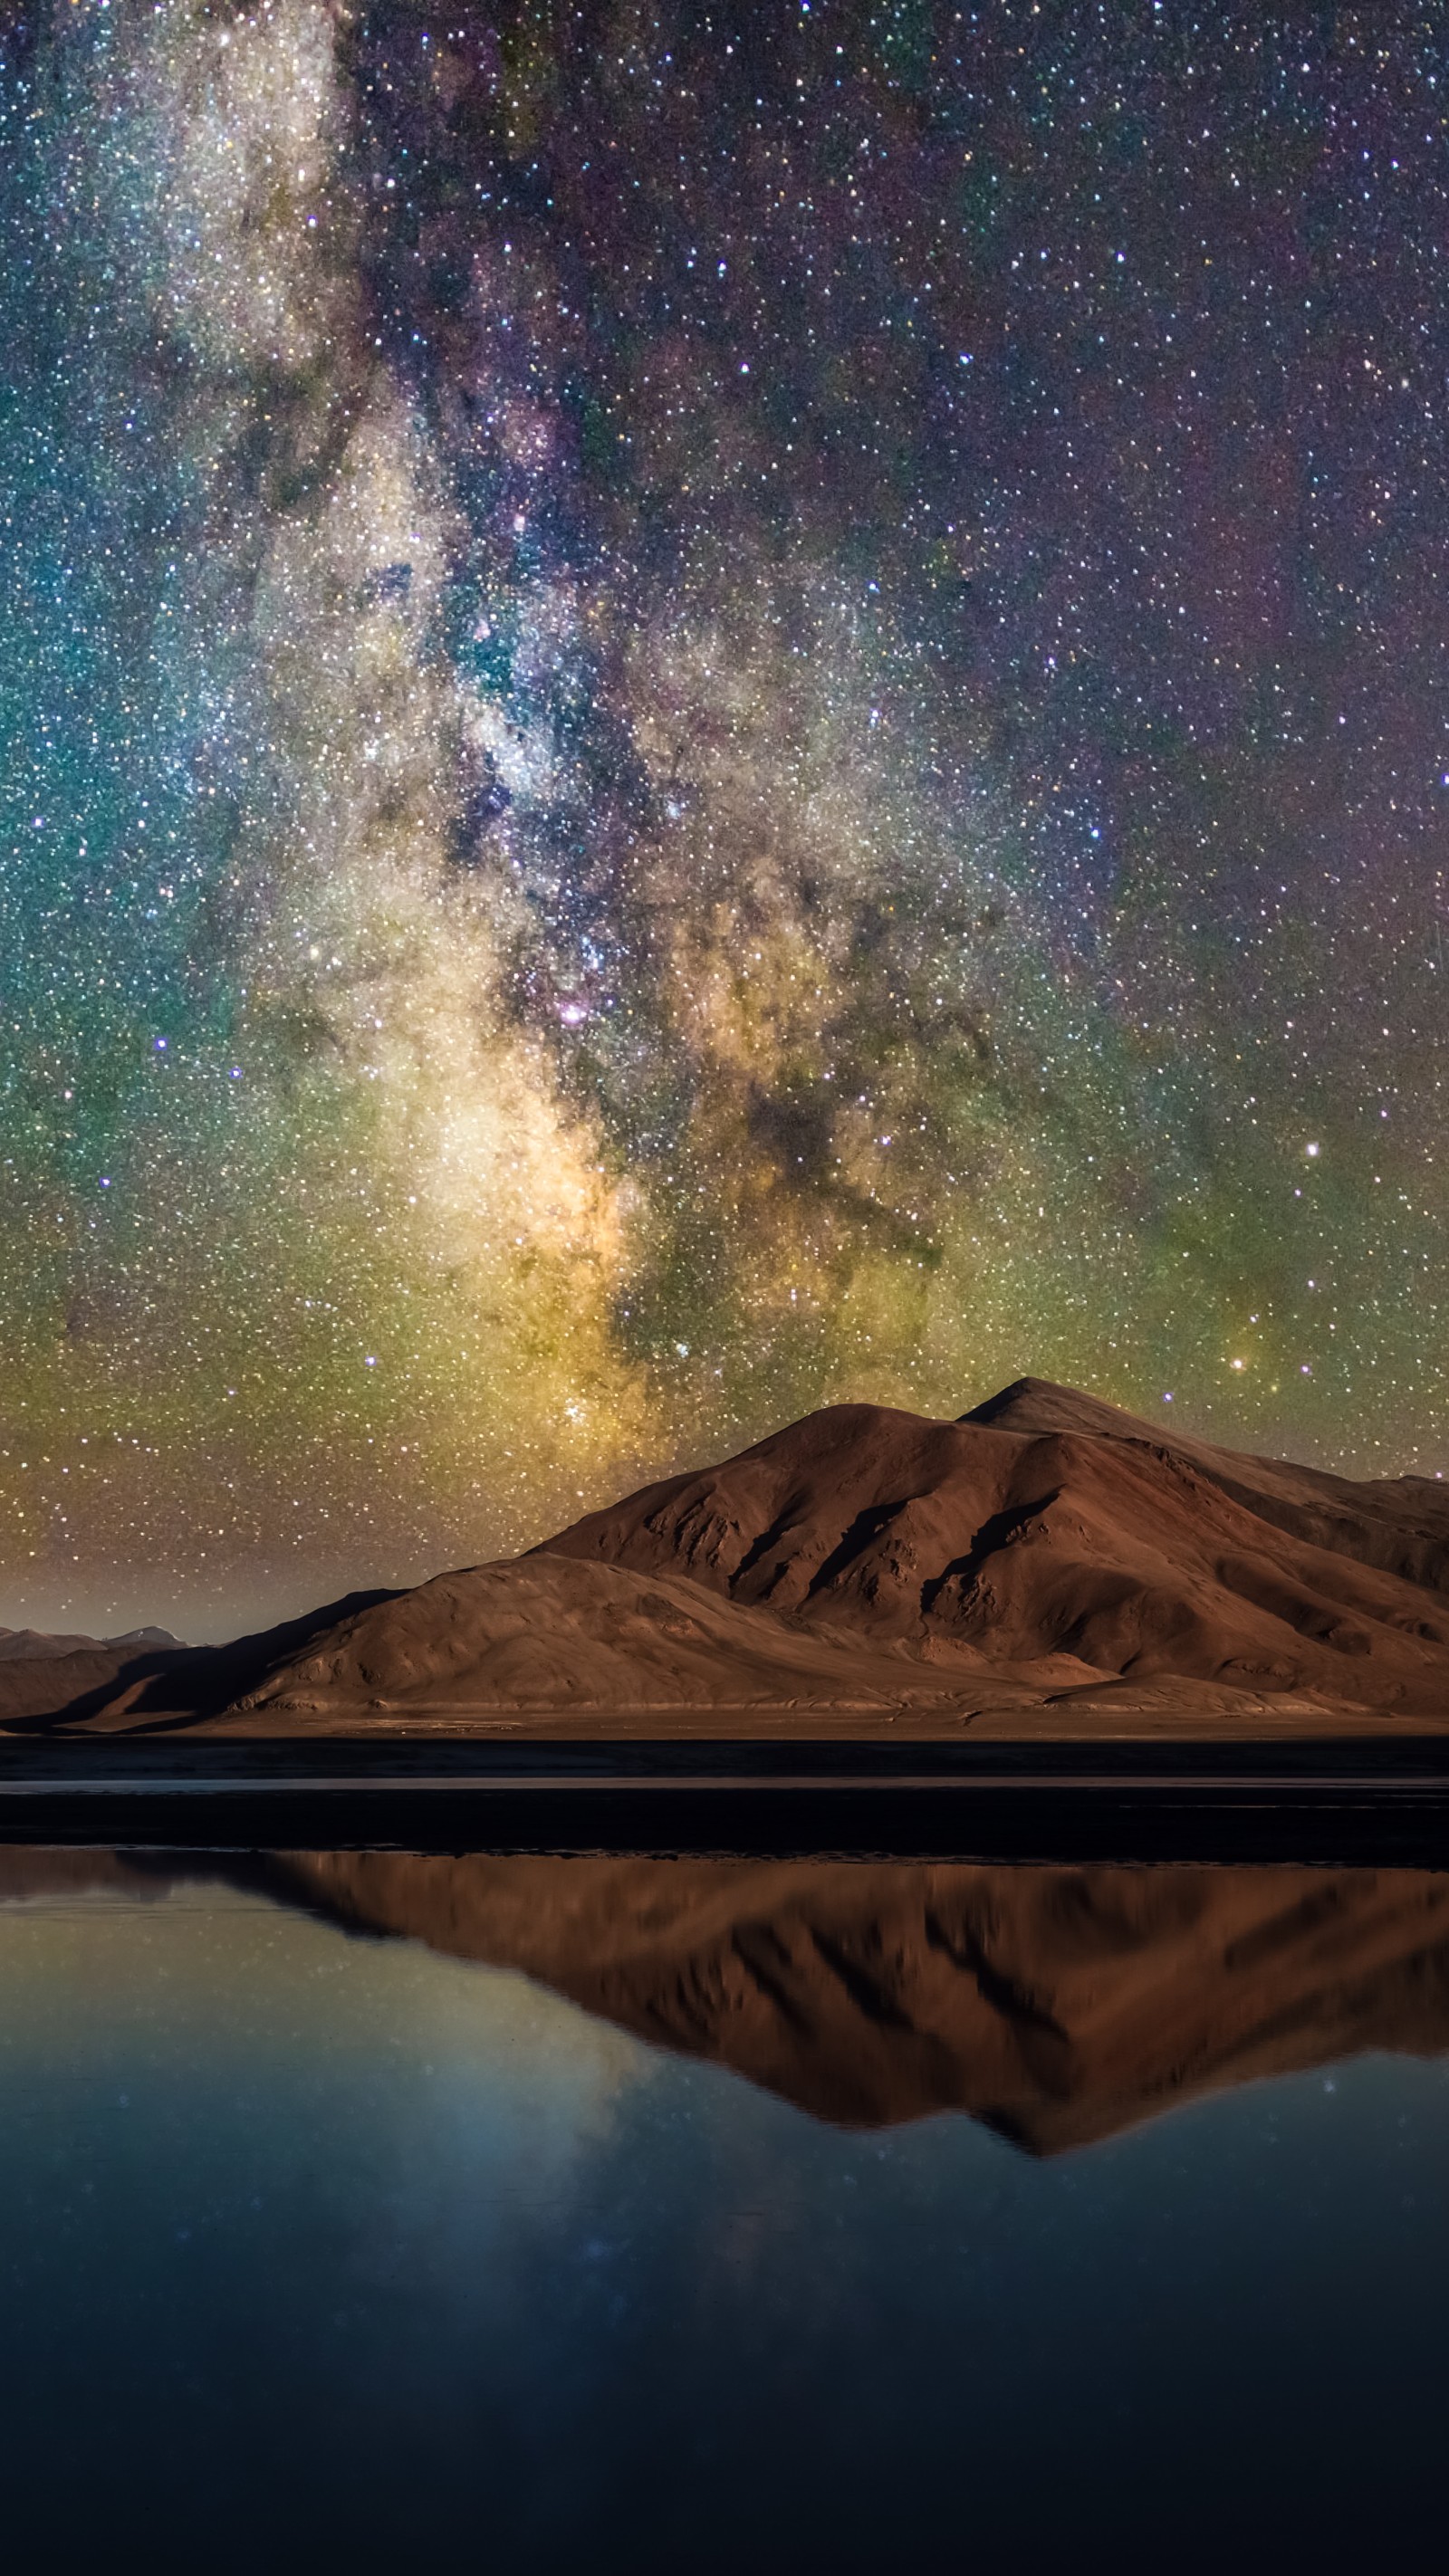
962 1377 1170 1443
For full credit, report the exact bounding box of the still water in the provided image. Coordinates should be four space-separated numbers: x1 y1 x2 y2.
2 1849 1447 2571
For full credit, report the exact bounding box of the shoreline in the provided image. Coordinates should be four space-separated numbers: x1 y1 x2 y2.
5 1731 1449 1864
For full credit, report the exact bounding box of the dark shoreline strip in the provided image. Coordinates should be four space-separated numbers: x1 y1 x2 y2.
5 1778 1449 1868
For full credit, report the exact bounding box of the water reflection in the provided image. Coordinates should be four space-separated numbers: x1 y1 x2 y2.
4 1850 1449 2569
7 1849 1449 2149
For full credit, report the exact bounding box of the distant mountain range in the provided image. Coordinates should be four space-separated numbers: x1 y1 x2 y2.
0 1624 178 1662
7 1379 1449 1733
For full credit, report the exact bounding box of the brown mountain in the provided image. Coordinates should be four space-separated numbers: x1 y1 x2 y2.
12 1380 1449 1731
0 1594 397 1734
0 1625 185 1728
8 1845 1449 2149
524 1377 1449 1724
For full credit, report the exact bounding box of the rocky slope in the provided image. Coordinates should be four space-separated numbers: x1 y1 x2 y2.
227 1550 1068 1725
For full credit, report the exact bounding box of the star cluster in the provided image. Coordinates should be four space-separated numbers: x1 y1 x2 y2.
3 0 1448 1633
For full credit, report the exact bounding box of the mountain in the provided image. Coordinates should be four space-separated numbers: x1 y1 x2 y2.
0 1625 179 1661
526 1377 1449 1721
0 1594 396 1732
0 1624 187 1727
11 1381 1449 1731
8 1846 1449 2149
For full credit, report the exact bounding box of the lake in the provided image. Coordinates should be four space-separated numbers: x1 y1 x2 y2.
2 1847 1446 2571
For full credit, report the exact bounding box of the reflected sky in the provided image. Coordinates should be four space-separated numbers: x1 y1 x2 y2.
2 1856 1448 2571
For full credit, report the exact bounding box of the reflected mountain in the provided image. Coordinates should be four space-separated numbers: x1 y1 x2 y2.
6 1849 1449 2150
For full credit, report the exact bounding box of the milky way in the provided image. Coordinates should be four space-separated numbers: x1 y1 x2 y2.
3 1 1448 1633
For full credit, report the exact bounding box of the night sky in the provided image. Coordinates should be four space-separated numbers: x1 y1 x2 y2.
3 1 1448 1635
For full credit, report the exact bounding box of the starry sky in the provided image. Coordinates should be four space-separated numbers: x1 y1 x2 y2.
3 0 1448 1636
